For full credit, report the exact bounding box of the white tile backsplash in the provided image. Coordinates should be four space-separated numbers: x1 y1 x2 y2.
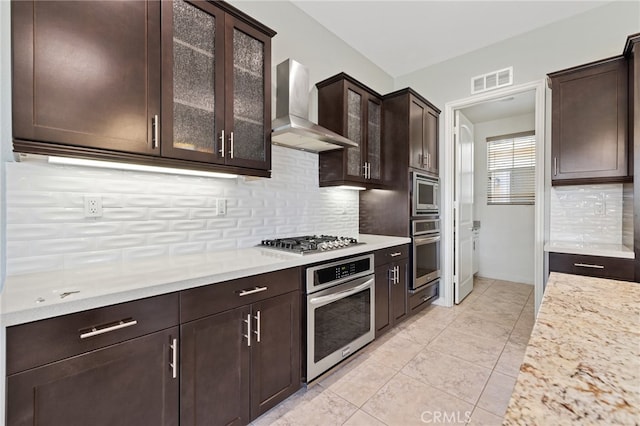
6 146 359 275
550 184 632 246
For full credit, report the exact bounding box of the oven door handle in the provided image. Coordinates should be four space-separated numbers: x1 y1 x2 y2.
414 235 441 245
309 278 373 305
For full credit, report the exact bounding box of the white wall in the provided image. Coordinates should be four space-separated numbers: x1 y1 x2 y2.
472 113 536 284
395 1 639 108
228 1 394 120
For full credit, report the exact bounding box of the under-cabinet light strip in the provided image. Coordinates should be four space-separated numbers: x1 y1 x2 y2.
47 156 239 179
333 185 366 191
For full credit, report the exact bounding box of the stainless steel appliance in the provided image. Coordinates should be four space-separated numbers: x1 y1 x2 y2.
411 217 441 289
271 59 357 152
305 254 375 382
260 235 361 254
412 173 439 215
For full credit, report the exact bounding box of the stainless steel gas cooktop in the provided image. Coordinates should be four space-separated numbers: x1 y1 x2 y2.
260 235 361 254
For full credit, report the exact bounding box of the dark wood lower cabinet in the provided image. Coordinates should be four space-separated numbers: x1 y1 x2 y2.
375 256 409 337
180 307 250 426
549 252 635 281
7 327 179 426
180 291 301 425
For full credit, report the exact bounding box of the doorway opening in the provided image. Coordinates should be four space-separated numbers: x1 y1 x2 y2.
441 80 546 314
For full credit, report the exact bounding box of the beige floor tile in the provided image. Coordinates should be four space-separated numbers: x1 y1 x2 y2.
488 280 533 296
401 349 492 405
367 333 425 371
318 351 371 389
481 285 530 306
342 410 387 426
428 328 506 369
418 305 459 326
259 386 357 426
467 407 504 426
395 315 446 346
476 371 518 417
325 358 396 407
465 296 522 325
494 341 527 377
447 311 514 341
472 277 494 294
362 373 473 426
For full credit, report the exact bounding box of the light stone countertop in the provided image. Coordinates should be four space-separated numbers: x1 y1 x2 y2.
503 272 640 425
0 234 410 327
545 241 635 259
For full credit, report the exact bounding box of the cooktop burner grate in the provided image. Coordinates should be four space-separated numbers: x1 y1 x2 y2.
260 235 360 254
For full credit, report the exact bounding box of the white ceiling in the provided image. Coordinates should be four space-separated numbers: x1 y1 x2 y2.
291 1 612 78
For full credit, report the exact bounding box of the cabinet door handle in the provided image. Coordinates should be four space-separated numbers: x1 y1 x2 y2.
574 263 605 269
219 130 225 158
554 157 558 176
253 310 261 343
418 153 423 167
229 131 234 159
237 286 268 297
152 115 159 149
390 252 402 257
79 319 137 339
169 337 178 379
243 314 251 347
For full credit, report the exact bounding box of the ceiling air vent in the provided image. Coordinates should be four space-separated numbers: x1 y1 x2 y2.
471 67 513 95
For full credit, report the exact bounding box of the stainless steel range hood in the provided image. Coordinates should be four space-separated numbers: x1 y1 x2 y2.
271 59 357 152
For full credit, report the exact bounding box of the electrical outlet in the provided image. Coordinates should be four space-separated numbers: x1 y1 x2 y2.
217 198 227 216
84 195 103 218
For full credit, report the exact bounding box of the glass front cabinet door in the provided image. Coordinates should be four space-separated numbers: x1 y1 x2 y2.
161 0 273 173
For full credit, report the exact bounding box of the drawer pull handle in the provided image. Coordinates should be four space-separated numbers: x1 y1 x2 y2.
80 319 138 339
390 252 402 257
574 263 604 269
169 338 178 379
238 286 268 297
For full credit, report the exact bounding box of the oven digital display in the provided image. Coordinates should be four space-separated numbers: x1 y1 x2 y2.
315 258 371 285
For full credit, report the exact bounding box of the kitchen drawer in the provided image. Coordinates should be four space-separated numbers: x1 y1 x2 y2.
374 244 410 267
549 252 635 281
409 279 439 314
6 292 179 375
180 267 301 323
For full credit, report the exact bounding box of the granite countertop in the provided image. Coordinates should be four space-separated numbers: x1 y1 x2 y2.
1 234 410 327
545 241 635 259
504 272 640 425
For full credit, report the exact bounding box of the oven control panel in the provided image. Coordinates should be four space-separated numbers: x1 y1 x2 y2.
306 254 374 293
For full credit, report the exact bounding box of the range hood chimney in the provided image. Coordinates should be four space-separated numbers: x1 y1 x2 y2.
271 59 357 152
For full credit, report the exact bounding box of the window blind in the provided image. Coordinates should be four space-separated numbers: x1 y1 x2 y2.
487 131 535 205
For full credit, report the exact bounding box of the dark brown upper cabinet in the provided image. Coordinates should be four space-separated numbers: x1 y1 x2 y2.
624 33 639 282
316 73 384 188
11 1 162 156
408 92 439 176
549 56 630 185
383 88 440 178
12 0 275 178
161 0 273 172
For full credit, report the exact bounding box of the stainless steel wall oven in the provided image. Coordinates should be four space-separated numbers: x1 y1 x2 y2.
305 254 375 382
411 216 441 290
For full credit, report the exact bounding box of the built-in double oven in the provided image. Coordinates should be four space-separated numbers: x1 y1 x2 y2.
305 254 375 382
411 172 441 301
